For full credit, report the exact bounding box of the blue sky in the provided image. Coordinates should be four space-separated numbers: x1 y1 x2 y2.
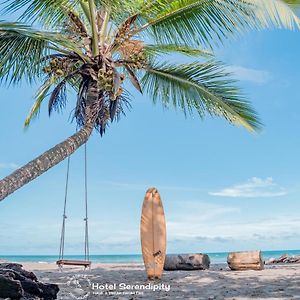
1 14 300 255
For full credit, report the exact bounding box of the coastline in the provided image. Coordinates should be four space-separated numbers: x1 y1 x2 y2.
1 249 300 264
1 261 300 299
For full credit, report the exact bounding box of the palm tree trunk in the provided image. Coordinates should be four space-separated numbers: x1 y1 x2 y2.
0 82 99 201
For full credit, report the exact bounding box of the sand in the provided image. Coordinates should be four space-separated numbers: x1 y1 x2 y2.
2 262 295 299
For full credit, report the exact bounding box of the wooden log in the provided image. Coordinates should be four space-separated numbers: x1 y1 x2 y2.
164 254 210 271
266 254 300 265
227 250 264 271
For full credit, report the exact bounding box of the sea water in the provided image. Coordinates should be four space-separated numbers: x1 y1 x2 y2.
1 250 300 264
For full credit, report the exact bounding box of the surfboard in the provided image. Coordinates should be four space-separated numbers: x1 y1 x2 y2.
140 187 166 280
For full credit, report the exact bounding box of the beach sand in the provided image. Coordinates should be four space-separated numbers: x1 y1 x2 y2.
6 262 299 299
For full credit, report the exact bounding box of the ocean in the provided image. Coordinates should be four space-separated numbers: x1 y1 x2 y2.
1 250 300 264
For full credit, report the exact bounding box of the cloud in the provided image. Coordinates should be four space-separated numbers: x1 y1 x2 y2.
0 162 19 170
226 66 271 84
2 198 300 254
209 177 287 198
166 213 300 241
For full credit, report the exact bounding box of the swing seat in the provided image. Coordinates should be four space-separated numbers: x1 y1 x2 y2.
56 259 91 268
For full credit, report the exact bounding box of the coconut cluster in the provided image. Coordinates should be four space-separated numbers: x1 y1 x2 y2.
97 68 114 92
119 40 147 69
43 58 69 77
97 67 125 100
128 52 147 69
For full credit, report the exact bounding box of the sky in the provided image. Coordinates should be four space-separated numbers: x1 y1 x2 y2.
0 10 300 256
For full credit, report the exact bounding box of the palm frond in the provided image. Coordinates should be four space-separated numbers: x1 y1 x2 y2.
251 0 300 27
144 43 212 57
109 92 132 122
48 70 81 115
0 21 85 84
124 65 142 93
0 22 49 84
135 0 300 47
97 0 143 24
25 69 81 127
0 21 86 55
24 76 56 127
1 0 86 29
48 81 67 116
74 78 90 128
282 0 300 6
142 61 261 132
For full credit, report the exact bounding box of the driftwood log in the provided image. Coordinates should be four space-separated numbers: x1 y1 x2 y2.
227 250 264 271
164 254 210 271
266 254 300 265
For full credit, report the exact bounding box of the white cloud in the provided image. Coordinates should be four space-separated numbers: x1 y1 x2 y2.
227 65 271 84
0 162 19 170
209 177 287 198
2 197 300 254
166 212 300 243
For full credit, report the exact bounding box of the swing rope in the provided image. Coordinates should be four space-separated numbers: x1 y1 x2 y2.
58 143 90 265
58 155 70 261
84 143 90 261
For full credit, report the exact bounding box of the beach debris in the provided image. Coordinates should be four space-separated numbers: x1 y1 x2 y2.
164 254 210 271
265 254 300 265
227 250 264 271
0 263 59 300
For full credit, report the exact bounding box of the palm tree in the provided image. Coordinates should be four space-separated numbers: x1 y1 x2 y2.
0 0 299 201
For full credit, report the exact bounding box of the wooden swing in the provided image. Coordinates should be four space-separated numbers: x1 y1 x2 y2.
56 143 91 270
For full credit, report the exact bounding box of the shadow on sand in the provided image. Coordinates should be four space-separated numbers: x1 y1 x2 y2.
33 263 300 299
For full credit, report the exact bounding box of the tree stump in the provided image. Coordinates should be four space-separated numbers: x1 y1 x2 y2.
164 254 210 271
227 250 264 271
